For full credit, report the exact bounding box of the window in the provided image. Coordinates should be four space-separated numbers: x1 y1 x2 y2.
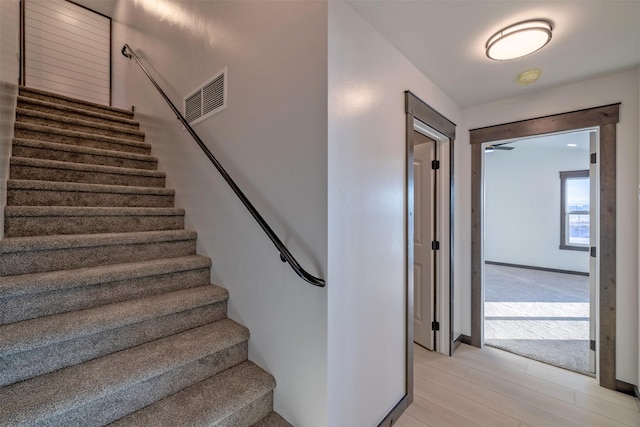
560 170 589 251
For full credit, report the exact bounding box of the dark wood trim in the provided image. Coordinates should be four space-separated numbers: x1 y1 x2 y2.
453 334 472 353
559 169 590 252
469 104 621 145
485 261 589 277
377 395 410 427
405 113 415 408
599 122 617 390
469 104 619 390
615 380 637 398
471 143 483 348
387 92 455 425
406 91 456 139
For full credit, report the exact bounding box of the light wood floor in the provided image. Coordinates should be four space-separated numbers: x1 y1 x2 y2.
396 343 640 427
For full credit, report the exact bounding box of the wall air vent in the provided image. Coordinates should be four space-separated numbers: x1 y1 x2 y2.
184 68 227 125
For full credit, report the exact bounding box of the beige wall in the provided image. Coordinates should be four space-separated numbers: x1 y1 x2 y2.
463 67 640 385
0 0 20 239
110 2 328 425
328 2 463 425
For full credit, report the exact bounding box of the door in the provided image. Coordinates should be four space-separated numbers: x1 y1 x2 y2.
413 130 436 350
589 131 597 374
22 0 111 104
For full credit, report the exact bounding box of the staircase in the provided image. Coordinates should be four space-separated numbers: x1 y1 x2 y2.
0 87 291 427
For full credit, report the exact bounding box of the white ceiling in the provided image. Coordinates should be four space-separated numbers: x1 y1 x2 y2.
347 1 640 107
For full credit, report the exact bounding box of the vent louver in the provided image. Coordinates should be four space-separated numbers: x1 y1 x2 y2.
184 68 227 125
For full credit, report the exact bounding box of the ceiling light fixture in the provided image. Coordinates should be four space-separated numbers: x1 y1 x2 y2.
567 143 577 147
486 19 553 61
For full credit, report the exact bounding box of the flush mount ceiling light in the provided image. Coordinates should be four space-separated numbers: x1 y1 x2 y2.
486 19 553 61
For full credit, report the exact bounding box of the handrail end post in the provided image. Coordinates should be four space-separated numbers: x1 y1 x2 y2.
121 45 131 59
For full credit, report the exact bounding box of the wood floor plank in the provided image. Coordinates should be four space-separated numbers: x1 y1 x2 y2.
414 361 579 427
413 375 520 427
405 397 482 427
442 350 575 404
464 368 628 427
395 412 430 427
575 391 640 426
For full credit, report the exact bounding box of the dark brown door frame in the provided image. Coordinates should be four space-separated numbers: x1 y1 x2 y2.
469 103 620 390
378 91 456 427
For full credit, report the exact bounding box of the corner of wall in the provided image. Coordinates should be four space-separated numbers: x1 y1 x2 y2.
0 0 21 239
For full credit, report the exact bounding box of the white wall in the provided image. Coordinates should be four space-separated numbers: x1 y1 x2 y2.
328 2 463 425
485 133 590 272
110 2 328 425
0 0 20 239
464 67 640 384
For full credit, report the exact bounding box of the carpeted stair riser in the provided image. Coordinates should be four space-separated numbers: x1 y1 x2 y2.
1 302 227 387
7 180 175 207
5 207 185 237
10 158 166 188
17 96 140 130
0 257 212 324
39 342 248 427
15 122 151 155
12 139 158 170
0 230 198 276
253 412 294 427
0 320 249 426
19 87 134 119
111 361 275 427
16 108 145 141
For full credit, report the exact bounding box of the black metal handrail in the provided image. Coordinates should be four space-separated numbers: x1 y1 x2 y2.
121 44 325 287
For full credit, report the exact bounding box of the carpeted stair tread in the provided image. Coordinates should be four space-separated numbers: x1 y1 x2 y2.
14 122 151 154
16 108 145 141
110 361 275 427
0 285 227 357
17 96 140 129
10 156 166 187
12 138 158 170
0 255 212 299
5 206 186 237
6 205 184 217
0 319 249 426
252 412 293 427
0 229 198 276
0 229 197 254
19 86 134 119
6 179 175 207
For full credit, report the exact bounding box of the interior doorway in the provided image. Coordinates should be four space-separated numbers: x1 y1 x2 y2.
482 130 596 376
469 103 620 390
405 91 455 357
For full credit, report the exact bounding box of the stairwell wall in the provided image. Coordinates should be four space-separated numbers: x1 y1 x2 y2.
0 0 20 239
110 1 328 426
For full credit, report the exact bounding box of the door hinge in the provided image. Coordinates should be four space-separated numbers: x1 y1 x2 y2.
431 160 440 170
590 153 597 164
431 241 440 250
590 247 597 257
590 340 596 351
431 321 440 331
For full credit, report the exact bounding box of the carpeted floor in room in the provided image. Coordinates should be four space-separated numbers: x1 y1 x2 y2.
484 263 593 377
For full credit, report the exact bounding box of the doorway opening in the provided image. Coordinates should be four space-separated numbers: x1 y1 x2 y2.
482 130 597 376
469 103 620 390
